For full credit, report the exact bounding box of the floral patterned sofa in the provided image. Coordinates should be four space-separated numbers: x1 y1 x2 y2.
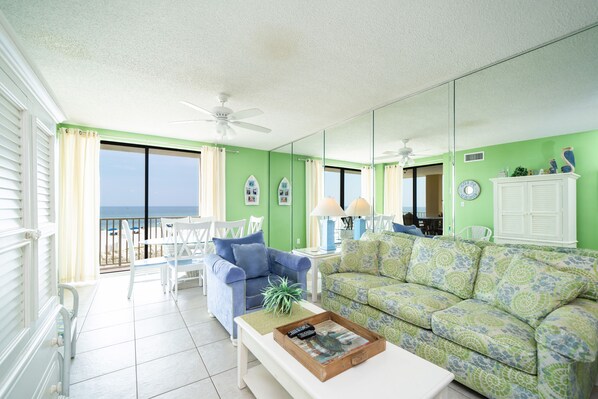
320 231 598 399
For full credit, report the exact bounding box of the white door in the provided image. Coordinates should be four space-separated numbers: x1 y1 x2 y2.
496 182 526 237
528 180 562 240
0 68 33 368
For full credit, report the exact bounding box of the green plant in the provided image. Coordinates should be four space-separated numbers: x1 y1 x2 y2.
511 166 528 177
262 277 304 316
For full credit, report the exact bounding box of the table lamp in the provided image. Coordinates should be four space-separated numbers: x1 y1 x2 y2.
345 197 371 239
311 197 346 251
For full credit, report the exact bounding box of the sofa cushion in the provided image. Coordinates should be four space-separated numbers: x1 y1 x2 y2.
325 273 397 304
231 243 270 279
406 238 482 299
431 299 537 374
213 231 265 264
245 274 282 310
524 250 598 300
338 239 380 275
493 255 587 328
382 231 418 241
473 245 526 303
369 283 462 329
362 233 413 281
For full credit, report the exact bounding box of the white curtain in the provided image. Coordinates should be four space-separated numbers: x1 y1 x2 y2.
200 146 226 220
58 128 100 282
360 166 374 207
384 164 404 224
306 159 324 247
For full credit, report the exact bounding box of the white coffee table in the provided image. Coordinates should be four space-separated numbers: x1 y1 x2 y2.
235 301 454 399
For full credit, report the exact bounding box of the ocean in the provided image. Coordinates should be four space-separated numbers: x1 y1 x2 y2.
100 206 199 229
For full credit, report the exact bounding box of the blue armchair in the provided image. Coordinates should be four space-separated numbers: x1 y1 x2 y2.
205 247 311 342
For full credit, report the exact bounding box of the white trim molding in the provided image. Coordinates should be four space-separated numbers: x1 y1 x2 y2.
0 12 66 123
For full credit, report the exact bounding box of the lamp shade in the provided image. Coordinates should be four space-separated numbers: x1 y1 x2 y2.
310 197 346 217
345 197 371 217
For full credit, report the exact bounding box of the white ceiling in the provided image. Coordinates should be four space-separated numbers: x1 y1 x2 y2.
1 1 598 151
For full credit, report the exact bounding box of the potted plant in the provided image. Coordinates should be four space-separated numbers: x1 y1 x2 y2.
262 277 304 316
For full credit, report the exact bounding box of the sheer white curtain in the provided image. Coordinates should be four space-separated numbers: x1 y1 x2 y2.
384 164 404 224
200 146 226 220
360 166 374 206
58 128 100 282
306 159 323 247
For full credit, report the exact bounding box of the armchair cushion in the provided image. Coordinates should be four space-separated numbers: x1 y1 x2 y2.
535 298 598 362
213 231 265 264
232 243 269 279
204 254 246 284
494 255 587 328
246 274 283 310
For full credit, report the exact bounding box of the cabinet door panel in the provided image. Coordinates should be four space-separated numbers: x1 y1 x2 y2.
497 183 525 236
528 181 562 239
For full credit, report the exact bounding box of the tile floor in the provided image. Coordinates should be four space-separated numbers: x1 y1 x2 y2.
64 271 595 399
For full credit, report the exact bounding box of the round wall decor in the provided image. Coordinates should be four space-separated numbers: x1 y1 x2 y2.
458 180 481 200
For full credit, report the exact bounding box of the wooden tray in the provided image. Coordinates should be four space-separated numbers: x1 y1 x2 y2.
273 311 385 381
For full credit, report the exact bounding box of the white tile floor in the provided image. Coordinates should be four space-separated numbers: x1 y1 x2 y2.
66 271 598 399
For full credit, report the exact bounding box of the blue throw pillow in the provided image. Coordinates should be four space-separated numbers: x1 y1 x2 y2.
213 231 265 264
231 243 270 279
392 223 417 233
405 227 425 237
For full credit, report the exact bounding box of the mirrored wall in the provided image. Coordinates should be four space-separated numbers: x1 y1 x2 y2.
269 24 598 251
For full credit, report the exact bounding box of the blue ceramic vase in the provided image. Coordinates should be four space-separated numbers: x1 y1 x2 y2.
549 159 558 174
561 147 575 173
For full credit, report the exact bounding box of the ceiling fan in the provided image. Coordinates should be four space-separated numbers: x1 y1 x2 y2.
170 93 271 140
375 139 424 166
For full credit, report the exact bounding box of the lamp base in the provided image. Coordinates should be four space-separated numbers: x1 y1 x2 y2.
319 218 336 251
354 218 366 239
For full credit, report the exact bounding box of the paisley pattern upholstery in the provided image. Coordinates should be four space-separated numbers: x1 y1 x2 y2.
319 256 341 276
406 238 481 299
493 255 587 328
535 298 598 363
338 239 380 275
362 233 413 281
382 230 418 241
431 299 537 374
473 245 526 303
369 283 461 329
325 272 397 304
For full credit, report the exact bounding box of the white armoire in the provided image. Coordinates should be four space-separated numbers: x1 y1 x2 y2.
0 15 66 398
491 173 579 248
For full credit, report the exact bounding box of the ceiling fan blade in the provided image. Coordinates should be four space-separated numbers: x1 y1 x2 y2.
179 101 215 117
382 150 399 155
230 121 271 133
374 154 400 160
228 108 263 121
169 119 214 124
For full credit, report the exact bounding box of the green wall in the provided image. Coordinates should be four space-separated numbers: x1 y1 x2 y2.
269 151 293 251
454 129 598 250
59 123 271 244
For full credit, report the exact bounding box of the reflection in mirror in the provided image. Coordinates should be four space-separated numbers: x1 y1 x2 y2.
455 26 598 249
269 143 292 250
374 84 452 236
324 113 373 240
291 131 324 249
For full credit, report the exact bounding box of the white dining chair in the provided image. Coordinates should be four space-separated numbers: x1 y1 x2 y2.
160 216 191 239
167 220 213 300
379 215 395 231
247 216 264 235
190 216 215 223
458 225 492 241
124 220 168 299
213 220 246 238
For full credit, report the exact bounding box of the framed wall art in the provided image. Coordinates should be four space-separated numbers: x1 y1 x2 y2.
245 175 260 205
278 177 291 205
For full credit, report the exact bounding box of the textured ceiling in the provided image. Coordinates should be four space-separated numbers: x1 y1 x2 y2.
1 1 598 150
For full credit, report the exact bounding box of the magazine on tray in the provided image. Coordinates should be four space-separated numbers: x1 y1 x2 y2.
290 320 369 365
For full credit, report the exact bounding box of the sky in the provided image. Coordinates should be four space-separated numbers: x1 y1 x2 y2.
100 147 200 207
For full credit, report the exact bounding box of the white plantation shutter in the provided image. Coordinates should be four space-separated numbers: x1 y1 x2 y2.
0 85 28 356
37 236 54 307
36 124 53 225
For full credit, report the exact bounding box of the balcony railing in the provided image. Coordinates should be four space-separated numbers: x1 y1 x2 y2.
99 216 170 273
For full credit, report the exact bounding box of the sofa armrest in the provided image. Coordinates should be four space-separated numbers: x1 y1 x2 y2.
267 248 311 272
319 257 341 276
535 298 598 363
204 254 246 284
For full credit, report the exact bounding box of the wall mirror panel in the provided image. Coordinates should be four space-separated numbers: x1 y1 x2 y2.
454 26 598 248
374 83 453 236
324 113 374 240
291 131 324 249
269 143 293 250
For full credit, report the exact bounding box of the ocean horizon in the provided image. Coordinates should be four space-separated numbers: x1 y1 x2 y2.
100 206 199 219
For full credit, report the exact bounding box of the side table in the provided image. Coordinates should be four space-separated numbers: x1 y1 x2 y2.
292 247 341 302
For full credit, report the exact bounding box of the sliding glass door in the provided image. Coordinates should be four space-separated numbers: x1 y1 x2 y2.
99 142 200 272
